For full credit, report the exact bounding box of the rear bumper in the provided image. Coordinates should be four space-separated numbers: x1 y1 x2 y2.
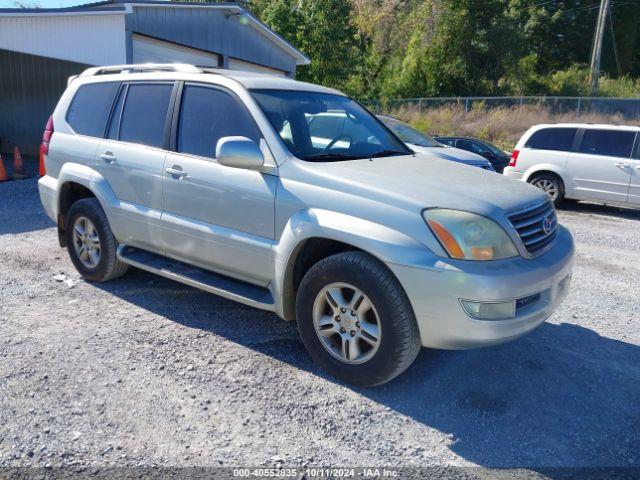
38 175 58 223
503 167 525 180
388 226 575 349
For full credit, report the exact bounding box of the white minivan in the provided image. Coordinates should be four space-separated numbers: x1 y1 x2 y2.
504 123 640 206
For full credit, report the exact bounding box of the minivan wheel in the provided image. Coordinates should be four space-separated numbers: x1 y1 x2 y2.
65 198 128 282
296 251 421 387
530 173 565 207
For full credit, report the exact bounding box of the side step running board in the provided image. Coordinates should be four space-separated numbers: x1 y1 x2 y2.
117 246 275 312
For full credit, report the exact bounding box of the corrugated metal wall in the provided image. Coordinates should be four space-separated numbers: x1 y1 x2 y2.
0 14 126 66
0 48 89 156
127 6 298 76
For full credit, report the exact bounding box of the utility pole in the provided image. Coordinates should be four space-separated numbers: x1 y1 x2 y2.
588 0 610 95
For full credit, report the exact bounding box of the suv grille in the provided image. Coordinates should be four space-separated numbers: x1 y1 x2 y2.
508 201 558 255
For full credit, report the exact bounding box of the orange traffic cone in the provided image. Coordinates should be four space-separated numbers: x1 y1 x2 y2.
0 154 7 182
13 146 26 180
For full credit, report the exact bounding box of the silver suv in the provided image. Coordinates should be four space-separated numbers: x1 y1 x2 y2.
39 64 574 386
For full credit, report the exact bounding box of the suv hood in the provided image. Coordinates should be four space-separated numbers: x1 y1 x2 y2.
409 144 490 167
291 153 546 217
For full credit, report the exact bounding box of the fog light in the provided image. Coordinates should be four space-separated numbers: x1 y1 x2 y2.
461 299 516 320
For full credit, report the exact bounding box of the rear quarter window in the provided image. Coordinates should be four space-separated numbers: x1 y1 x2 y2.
525 128 577 152
66 82 120 137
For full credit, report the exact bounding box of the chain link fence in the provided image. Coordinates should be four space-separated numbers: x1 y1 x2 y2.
365 96 640 119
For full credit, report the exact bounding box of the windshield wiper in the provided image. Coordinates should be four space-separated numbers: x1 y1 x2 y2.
302 152 365 162
369 149 410 158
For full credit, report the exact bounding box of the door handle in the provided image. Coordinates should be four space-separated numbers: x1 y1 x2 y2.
615 162 631 172
165 166 187 179
100 152 116 163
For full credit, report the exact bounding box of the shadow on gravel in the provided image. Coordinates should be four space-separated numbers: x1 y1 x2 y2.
0 178 54 234
561 201 640 221
96 269 639 470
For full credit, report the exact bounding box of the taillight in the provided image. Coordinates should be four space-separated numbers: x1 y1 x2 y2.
40 115 54 176
508 149 519 167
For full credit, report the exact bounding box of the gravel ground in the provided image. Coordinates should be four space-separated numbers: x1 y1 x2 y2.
0 179 638 474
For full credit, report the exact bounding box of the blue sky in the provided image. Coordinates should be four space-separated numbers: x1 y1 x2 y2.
0 0 168 7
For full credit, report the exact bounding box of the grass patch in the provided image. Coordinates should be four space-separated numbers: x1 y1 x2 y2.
386 104 639 151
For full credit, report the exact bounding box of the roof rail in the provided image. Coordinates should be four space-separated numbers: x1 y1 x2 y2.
79 63 203 77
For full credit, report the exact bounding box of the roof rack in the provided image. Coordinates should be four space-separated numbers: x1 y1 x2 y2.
79 63 203 77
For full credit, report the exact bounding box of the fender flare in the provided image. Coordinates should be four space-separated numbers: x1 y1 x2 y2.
273 208 440 320
522 164 572 194
57 162 120 230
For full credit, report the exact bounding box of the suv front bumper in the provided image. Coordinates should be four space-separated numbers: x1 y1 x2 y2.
387 225 574 349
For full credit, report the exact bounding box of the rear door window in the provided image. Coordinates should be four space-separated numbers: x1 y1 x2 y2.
66 82 120 138
525 128 578 152
458 139 488 155
177 85 261 158
118 83 173 148
579 129 636 158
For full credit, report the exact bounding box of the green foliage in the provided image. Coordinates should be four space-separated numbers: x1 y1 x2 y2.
543 65 640 98
248 0 357 89
295 0 357 88
544 65 591 96
223 0 640 98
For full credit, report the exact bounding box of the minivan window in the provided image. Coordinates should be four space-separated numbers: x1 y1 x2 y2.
177 85 261 158
118 83 173 148
579 129 636 158
66 82 120 138
309 115 342 140
525 128 577 152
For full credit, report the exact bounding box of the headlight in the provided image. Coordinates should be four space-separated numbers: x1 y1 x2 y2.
423 209 519 261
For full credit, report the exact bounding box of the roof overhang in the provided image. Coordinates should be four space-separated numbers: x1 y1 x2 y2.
0 1 310 66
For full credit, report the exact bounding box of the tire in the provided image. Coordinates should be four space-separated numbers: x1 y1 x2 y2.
530 173 565 207
65 198 128 282
295 251 421 387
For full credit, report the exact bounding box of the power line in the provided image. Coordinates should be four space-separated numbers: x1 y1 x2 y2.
482 2 601 34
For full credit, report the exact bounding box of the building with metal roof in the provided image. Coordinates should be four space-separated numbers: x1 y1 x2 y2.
0 0 309 158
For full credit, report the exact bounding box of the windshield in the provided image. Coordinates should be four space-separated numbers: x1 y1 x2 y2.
377 116 443 148
251 90 411 161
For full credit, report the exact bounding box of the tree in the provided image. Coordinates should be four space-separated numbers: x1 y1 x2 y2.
251 0 358 89
175 0 640 97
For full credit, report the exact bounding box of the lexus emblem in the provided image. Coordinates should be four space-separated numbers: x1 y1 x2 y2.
543 216 553 235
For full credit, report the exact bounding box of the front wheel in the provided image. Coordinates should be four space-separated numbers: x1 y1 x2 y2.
296 251 421 387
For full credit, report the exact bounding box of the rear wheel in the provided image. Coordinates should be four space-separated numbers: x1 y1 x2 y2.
530 173 565 207
65 198 128 282
296 251 421 387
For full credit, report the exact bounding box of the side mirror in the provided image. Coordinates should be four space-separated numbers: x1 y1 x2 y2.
216 136 264 171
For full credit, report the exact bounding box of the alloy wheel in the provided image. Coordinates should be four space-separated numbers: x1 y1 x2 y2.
532 178 559 201
72 216 101 269
312 282 381 364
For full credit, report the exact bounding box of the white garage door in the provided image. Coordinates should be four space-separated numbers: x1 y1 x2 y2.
132 34 219 67
228 57 286 77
